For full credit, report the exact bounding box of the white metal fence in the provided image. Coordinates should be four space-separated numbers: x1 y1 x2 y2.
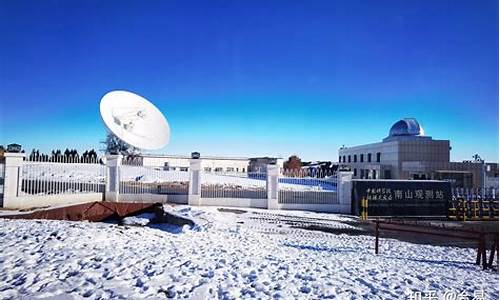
26 155 102 164
2 153 353 212
278 168 338 204
201 170 267 198
119 165 189 195
21 157 105 195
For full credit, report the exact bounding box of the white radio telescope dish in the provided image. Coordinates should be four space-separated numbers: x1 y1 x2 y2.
100 90 170 150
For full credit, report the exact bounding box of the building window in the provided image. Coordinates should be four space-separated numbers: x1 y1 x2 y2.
354 155 357 163
215 167 223 172
204 167 212 172
360 154 364 162
226 167 235 172
360 169 364 178
376 152 381 162
242 168 245 172
343 156 346 163
339 156 341 162
368 153 372 162
348 155 351 163
180 167 188 171
353 168 357 176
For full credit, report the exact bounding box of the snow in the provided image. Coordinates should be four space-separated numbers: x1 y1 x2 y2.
122 213 157 226
0 206 497 299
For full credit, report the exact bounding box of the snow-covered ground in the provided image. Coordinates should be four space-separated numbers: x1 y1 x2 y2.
0 206 497 299
22 164 334 192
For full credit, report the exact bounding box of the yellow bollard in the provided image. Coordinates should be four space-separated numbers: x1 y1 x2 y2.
448 200 457 220
360 198 368 220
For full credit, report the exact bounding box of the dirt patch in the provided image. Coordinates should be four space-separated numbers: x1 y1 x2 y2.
218 208 248 214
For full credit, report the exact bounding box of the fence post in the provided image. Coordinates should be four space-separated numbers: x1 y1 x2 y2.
2 153 25 208
105 154 122 202
188 159 202 206
266 164 279 209
337 171 353 214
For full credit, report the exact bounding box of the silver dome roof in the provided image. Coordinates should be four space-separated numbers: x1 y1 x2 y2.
389 118 425 137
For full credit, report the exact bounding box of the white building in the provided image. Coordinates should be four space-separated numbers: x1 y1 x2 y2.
140 154 251 173
248 157 284 173
339 118 450 180
338 118 499 189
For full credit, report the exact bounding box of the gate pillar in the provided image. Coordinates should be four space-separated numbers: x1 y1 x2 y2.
267 164 279 209
337 171 353 214
188 159 202 206
3 153 25 208
105 154 122 202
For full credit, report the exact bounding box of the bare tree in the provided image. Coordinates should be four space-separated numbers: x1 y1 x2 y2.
102 133 140 156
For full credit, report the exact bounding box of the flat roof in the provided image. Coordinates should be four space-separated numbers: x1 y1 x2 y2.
339 137 449 151
339 141 384 151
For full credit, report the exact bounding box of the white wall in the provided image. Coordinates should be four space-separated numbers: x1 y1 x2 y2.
276 203 350 213
201 159 249 172
142 156 250 172
199 197 267 209
142 157 190 168
119 193 188 204
5 193 103 210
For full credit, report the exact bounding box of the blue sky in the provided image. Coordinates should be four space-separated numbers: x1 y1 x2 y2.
0 0 498 161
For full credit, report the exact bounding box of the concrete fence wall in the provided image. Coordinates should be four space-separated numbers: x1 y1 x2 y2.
2 153 354 213
3 153 106 210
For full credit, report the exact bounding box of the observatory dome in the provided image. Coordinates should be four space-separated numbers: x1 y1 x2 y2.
388 118 425 137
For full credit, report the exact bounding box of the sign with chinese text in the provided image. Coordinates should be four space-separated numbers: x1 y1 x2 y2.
352 180 451 216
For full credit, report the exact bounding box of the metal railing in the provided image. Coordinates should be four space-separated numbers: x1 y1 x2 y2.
119 165 189 195
201 170 267 198
449 188 499 221
26 155 103 164
372 219 498 270
21 161 105 195
278 168 338 204
452 187 498 199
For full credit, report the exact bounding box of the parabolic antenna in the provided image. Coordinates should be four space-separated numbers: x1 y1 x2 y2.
100 90 170 150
